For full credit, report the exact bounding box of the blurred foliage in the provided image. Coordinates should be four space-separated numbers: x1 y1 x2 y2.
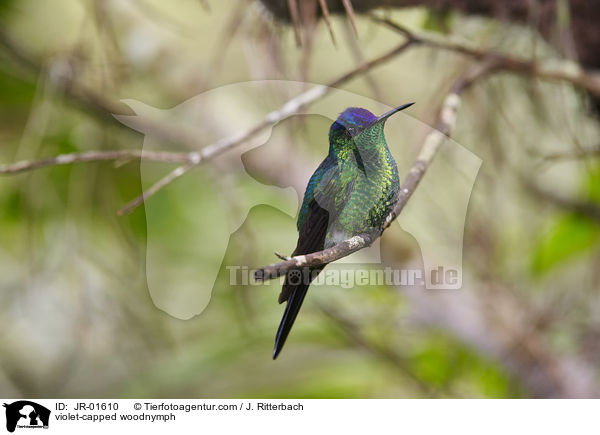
421 9 452 34
532 214 599 276
532 164 600 275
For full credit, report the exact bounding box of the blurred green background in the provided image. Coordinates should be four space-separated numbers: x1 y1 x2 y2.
0 0 599 398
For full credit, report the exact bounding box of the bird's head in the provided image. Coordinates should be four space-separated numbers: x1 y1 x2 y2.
328 103 414 155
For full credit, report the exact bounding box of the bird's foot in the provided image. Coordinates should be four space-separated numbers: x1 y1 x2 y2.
274 251 292 261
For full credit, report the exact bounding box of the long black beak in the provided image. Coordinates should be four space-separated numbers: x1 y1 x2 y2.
376 102 414 123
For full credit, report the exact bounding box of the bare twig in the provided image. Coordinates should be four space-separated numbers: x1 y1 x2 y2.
341 0 358 37
118 162 196 215
523 177 600 223
256 234 374 281
0 27 196 145
318 0 337 46
372 15 600 98
254 62 494 281
118 39 414 215
343 18 382 101
319 304 446 397
0 37 413 215
383 60 495 228
0 150 194 175
274 251 292 261
287 0 302 47
541 146 600 161
209 0 247 71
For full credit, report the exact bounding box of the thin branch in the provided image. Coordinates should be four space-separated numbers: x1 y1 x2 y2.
341 0 358 37
0 37 413 214
383 60 495 228
0 150 194 175
209 0 247 71
254 61 494 281
274 251 292 261
343 17 382 101
318 304 446 397
371 15 600 98
0 27 193 144
523 177 600 223
118 161 197 216
0 24 412 218
318 0 337 46
287 0 302 47
541 146 600 161
118 38 415 215
255 234 374 281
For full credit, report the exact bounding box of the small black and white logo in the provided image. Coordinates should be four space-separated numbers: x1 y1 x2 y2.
3 401 50 433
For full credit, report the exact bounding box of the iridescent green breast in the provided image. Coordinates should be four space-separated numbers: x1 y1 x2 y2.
297 107 400 247
297 138 399 248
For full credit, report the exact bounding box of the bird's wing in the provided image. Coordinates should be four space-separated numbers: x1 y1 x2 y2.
273 198 329 359
297 155 331 230
273 158 355 359
278 160 340 304
289 157 355 272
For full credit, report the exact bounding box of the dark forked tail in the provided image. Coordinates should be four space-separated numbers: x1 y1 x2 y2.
273 281 309 359
273 266 324 359
274 200 329 359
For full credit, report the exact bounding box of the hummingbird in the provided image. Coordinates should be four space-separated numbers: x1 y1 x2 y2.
273 103 414 359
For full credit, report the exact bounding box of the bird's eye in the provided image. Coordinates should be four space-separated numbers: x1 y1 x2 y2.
347 127 357 136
